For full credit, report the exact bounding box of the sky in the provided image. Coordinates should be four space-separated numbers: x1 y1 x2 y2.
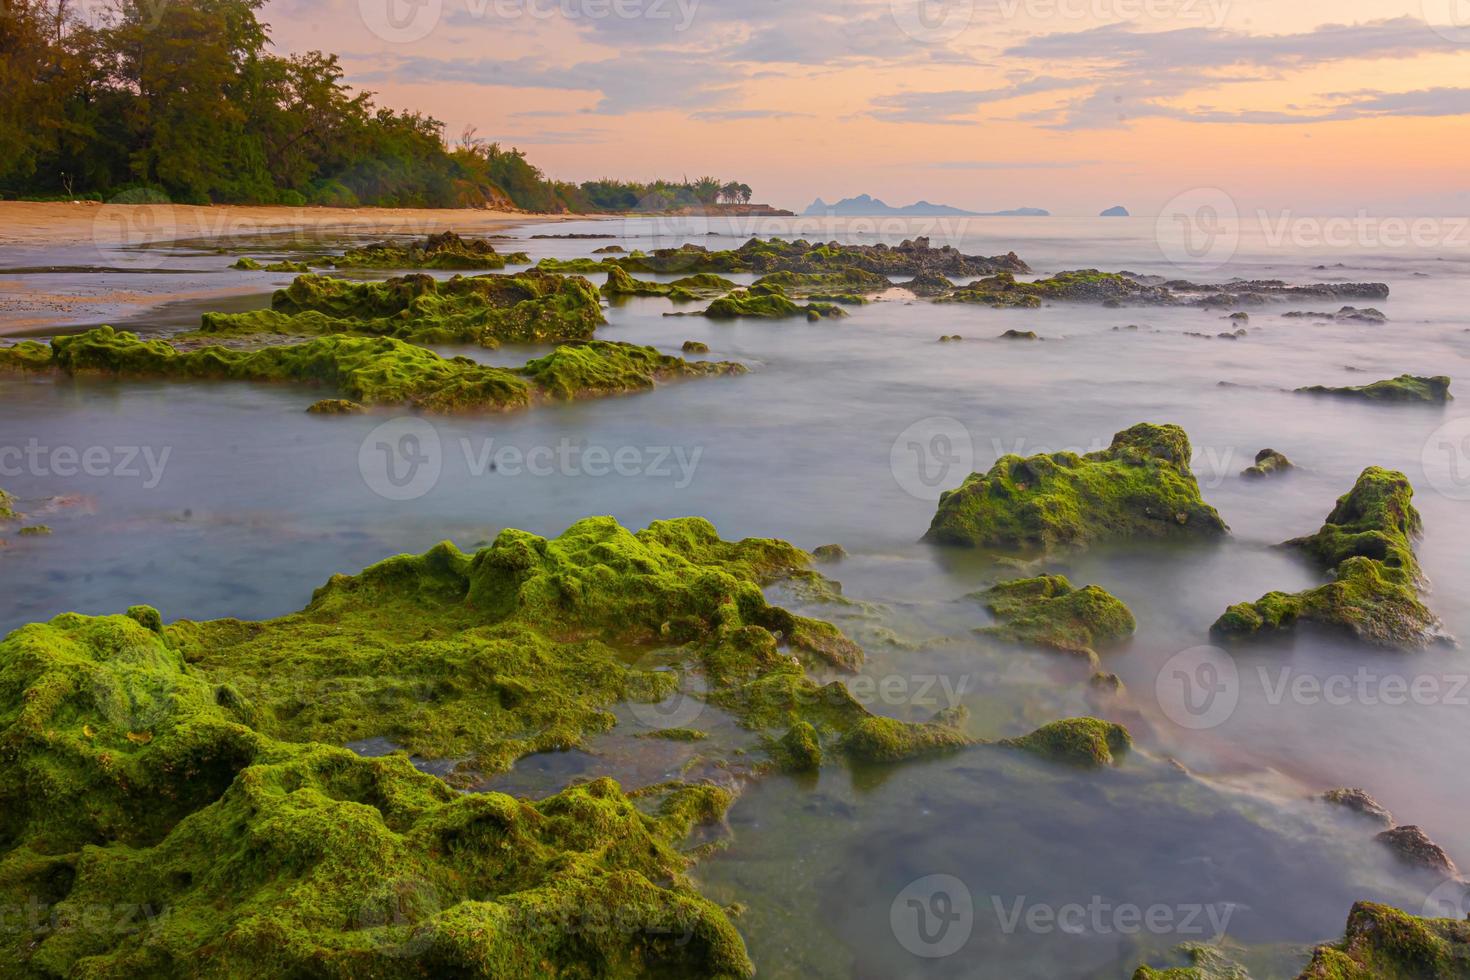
261 0 1470 215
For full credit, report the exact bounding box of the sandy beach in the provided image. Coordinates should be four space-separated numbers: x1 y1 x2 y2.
0 202 581 335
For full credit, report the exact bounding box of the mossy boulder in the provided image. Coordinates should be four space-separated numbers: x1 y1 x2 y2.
328 231 529 270
999 329 1039 340
975 575 1135 656
701 284 847 321
903 272 955 296
1213 468 1443 648
231 257 312 273
601 266 733 301
1000 717 1132 767
198 271 605 348
17 525 51 536
837 715 970 764
924 423 1227 551
941 270 1168 308
772 721 823 771
305 398 365 414
1242 448 1293 478
1297 375 1452 403
0 488 13 520
7 328 743 414
681 340 710 354
750 268 891 296
1295 901 1470 978
610 237 1028 278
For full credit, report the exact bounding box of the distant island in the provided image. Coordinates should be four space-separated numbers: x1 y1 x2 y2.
805 195 1049 217
1100 205 1130 217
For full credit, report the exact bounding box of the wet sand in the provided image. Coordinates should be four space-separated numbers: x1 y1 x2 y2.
0 202 581 335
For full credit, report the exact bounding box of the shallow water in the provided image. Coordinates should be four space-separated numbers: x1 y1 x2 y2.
2 216 1467 976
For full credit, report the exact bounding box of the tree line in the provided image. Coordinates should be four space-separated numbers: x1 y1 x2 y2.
0 0 753 212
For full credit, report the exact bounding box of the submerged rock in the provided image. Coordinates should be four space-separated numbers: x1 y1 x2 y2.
602 266 733 301
700 284 846 320
1242 449 1293 478
1283 306 1388 324
1376 826 1459 874
0 327 745 414
1000 717 1132 767
1321 788 1393 825
1213 468 1445 648
811 543 846 563
751 268 891 298
197 271 606 348
1296 374 1452 403
328 230 530 270
998 329 1039 340
17 525 52 536
231 256 313 273
974 575 1135 657
941 269 1169 307
681 340 710 353
902 271 956 296
837 715 971 764
1296 901 1470 978
305 398 365 415
0 488 12 520
773 721 823 771
924 423 1227 551
608 236 1029 278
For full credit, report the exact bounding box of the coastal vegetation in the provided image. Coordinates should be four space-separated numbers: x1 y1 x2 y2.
0 0 755 210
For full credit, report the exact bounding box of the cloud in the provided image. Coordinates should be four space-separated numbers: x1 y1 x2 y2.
867 78 1084 123
691 108 811 121
923 159 1102 169
992 17 1470 129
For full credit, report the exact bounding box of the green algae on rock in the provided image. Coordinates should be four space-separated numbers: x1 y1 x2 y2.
750 269 891 297
1000 717 1132 767
771 720 823 771
0 605 752 975
17 525 51 536
1296 374 1452 403
1242 449 1293 478
0 488 13 520
975 575 1135 657
327 231 530 270
941 270 1168 308
601 266 735 301
924 423 1228 551
198 270 605 348
1212 468 1444 648
700 284 847 321
682 340 710 354
610 236 1029 278
305 398 365 414
231 256 313 273
1295 901 1470 978
1 328 743 414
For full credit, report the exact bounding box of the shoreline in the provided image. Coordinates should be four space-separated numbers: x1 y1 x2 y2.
0 201 592 248
0 202 583 337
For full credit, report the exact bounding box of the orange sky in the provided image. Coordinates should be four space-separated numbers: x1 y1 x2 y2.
262 0 1470 214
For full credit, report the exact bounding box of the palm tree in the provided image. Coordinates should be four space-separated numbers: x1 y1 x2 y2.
738 183 752 204
692 176 722 205
720 181 740 204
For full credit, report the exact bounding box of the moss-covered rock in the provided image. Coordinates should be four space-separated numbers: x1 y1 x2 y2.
975 575 1135 656
17 525 51 536
1295 901 1470 978
924 423 1227 551
941 270 1169 308
231 256 313 273
999 329 1039 340
1000 717 1132 767
601 266 734 301
609 237 1028 278
1242 449 1293 478
305 398 365 414
771 720 823 771
700 284 847 321
681 340 710 354
197 271 605 348
328 231 529 270
0 488 13 520
903 272 955 296
1296 375 1452 403
750 269 891 297
837 715 971 764
1212 468 1443 648
3 328 742 414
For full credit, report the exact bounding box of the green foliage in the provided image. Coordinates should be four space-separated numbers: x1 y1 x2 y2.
924 423 1228 551
0 3 757 210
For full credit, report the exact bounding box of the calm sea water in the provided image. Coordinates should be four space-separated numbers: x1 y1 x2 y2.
2 216 1467 977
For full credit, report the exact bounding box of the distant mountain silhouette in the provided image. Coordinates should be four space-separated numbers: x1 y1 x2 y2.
804 194 1049 217
1099 205 1130 217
